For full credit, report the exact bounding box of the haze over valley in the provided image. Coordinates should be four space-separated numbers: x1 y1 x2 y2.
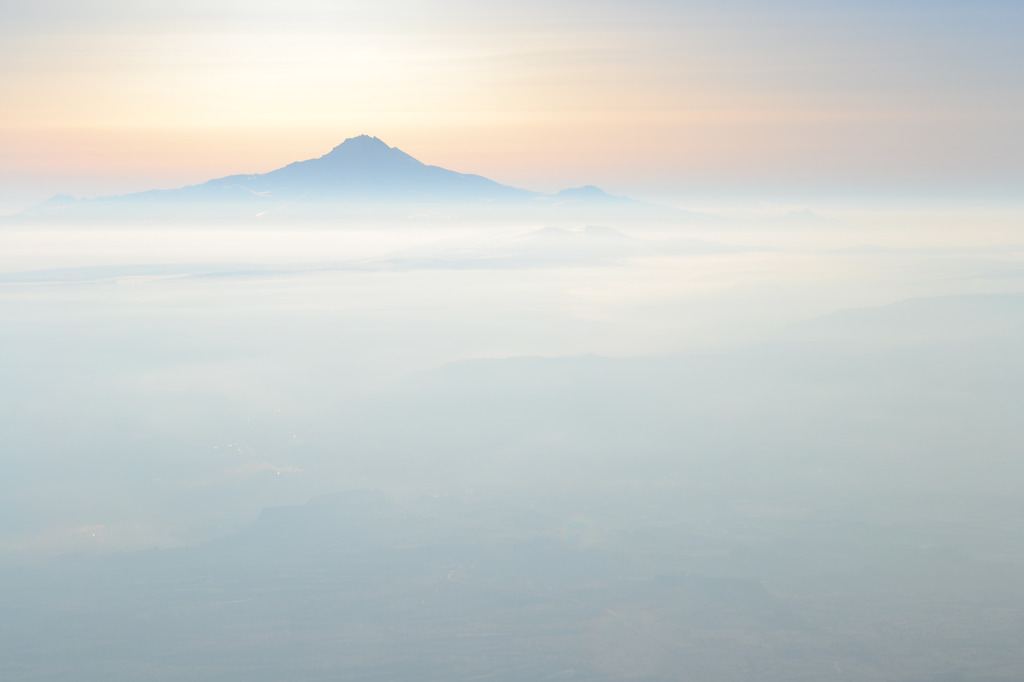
2 135 1023 681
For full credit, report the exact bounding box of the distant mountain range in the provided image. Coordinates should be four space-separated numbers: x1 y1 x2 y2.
14 135 706 225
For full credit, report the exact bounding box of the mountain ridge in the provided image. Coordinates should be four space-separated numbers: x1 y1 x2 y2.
12 135 703 224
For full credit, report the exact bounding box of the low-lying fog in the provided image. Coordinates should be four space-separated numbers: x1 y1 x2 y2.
4 210 1023 554
4 209 1024 681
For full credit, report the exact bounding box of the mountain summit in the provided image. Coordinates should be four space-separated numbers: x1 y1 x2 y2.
275 135 433 181
247 135 534 202
322 134 407 159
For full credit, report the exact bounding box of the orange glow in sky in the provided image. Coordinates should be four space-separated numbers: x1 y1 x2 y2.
1 0 1021 212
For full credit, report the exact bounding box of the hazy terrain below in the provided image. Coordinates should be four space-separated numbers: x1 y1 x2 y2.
2 209 1024 681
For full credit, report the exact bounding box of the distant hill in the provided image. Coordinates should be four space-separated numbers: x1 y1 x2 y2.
12 135 708 225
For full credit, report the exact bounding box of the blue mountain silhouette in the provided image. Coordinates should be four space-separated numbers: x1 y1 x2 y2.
15 136 703 223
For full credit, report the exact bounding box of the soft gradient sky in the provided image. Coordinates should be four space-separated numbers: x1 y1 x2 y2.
2 0 1022 214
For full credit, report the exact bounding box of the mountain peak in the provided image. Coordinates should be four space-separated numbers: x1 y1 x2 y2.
329 135 391 153
310 135 421 169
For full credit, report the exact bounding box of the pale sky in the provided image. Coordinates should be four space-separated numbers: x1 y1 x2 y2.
1 0 1021 213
